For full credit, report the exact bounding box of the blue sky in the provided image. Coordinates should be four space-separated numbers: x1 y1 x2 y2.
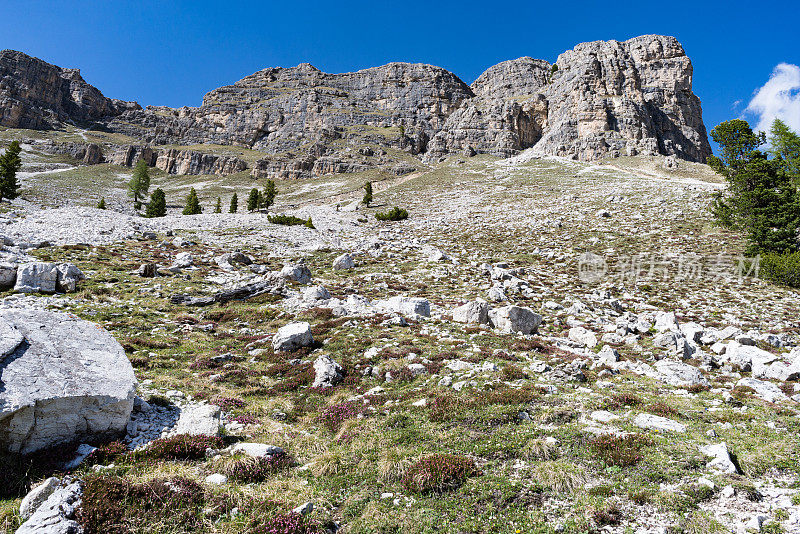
5 0 800 139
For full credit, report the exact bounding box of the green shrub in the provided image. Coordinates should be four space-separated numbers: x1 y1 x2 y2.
759 252 800 288
375 207 408 221
268 214 314 228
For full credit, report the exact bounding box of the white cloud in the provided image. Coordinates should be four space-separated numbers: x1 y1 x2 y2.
745 63 800 134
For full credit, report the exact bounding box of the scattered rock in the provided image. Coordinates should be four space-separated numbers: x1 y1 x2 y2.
272 321 314 352
332 253 355 270
312 355 344 388
489 306 542 334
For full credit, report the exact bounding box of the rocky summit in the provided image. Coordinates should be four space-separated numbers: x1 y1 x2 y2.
0 31 798 534
0 35 710 180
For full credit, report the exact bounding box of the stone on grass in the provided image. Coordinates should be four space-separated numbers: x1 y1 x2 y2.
654 311 680 333
174 252 194 268
568 326 597 348
0 307 136 454
380 296 430 317
653 359 708 387
736 377 787 403
280 263 312 284
332 253 355 270
15 480 82 534
55 264 85 292
312 355 344 388
19 477 61 521
14 263 58 293
489 306 542 335
699 442 738 474
174 404 222 436
634 413 686 433
303 285 331 302
231 442 284 458
205 473 228 485
272 321 314 352
0 263 16 288
452 300 489 324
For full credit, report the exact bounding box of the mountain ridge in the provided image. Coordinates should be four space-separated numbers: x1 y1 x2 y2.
0 34 712 178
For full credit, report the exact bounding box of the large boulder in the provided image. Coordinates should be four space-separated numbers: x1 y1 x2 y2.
312 355 344 388
13 263 84 294
15 479 83 534
379 296 431 317
653 359 708 387
0 308 137 454
280 263 312 284
0 263 16 288
272 322 314 352
489 306 542 334
332 253 355 270
14 263 58 293
452 300 489 325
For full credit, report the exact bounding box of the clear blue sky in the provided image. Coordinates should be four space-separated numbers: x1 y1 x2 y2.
4 0 800 139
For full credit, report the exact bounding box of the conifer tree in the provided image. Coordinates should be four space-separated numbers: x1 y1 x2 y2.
709 119 800 254
97 198 107 210
145 188 167 218
247 188 260 212
0 140 22 201
214 197 222 213
261 180 276 210
127 160 151 206
229 192 238 213
182 187 202 215
362 181 373 206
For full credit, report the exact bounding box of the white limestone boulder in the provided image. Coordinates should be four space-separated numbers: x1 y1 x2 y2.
0 307 137 454
489 306 542 334
272 321 314 352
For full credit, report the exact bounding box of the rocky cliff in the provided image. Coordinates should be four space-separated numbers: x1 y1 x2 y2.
0 50 139 130
0 35 711 177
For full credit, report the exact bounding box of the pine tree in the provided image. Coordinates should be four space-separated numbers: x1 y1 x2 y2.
261 180 276 210
0 140 22 201
127 160 151 206
97 198 107 210
709 119 800 254
145 188 167 218
247 188 260 212
229 193 238 213
182 188 202 215
214 197 222 213
362 181 373 206
769 118 800 182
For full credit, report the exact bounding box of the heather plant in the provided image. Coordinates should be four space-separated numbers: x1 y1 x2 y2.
247 512 324 534
221 452 293 483
79 475 205 534
136 434 223 461
318 402 361 432
402 454 478 493
589 434 650 467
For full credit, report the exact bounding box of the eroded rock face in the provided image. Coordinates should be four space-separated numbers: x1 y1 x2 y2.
428 35 710 162
3 35 711 174
0 49 139 129
0 308 137 454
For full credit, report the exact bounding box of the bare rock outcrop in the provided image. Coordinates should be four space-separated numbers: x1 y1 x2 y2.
427 35 711 162
2 36 711 170
0 49 139 129
0 307 137 454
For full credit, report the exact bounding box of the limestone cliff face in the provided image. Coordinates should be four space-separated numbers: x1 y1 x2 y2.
107 62 474 154
427 35 711 162
0 50 139 129
0 35 712 177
